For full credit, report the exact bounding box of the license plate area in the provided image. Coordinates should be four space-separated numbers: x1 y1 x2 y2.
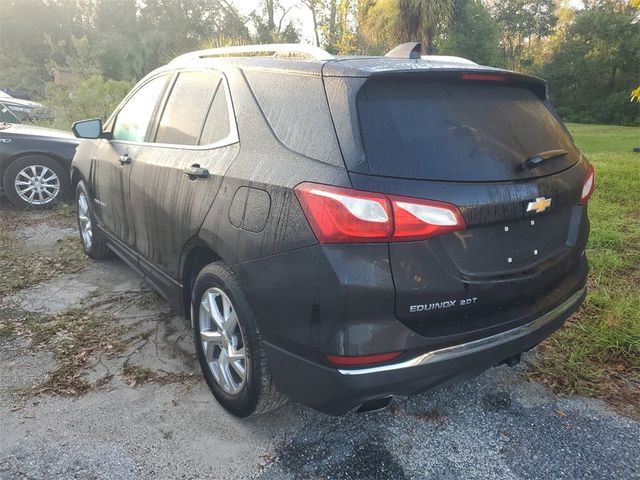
442 210 571 275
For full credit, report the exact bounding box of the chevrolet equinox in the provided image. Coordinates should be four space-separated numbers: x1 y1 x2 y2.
71 42 594 417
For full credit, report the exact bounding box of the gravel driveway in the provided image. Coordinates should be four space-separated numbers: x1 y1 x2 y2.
1 205 638 480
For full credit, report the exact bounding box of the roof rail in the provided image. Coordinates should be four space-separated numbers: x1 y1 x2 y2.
170 43 335 64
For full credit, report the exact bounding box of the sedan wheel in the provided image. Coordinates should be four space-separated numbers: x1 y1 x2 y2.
14 164 61 205
199 287 247 395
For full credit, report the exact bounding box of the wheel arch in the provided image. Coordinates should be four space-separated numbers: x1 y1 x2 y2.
2 151 70 184
180 241 223 321
70 166 84 190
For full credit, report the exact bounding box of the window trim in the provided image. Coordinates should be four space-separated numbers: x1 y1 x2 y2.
151 69 235 149
104 67 239 151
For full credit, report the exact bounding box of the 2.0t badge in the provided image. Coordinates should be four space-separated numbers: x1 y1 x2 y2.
527 196 552 214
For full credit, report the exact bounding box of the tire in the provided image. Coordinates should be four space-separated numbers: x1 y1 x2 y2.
75 180 111 260
192 262 286 417
3 155 70 209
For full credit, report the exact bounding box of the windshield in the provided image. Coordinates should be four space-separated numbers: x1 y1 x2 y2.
357 80 579 182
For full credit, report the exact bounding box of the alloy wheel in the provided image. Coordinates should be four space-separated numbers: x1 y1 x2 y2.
199 287 247 395
77 191 93 249
14 165 60 205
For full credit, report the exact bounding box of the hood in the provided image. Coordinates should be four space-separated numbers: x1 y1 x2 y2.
0 97 44 109
0 122 76 141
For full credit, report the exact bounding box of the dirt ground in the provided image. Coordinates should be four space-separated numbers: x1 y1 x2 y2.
1 200 638 480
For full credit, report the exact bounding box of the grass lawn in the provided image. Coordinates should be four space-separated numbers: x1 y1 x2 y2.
529 123 640 417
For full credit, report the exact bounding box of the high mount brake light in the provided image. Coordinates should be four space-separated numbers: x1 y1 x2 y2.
580 164 595 204
294 183 465 244
460 73 507 82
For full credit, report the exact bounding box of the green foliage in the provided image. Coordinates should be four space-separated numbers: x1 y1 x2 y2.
360 0 454 52
1 0 639 127
249 0 301 44
542 8 640 126
0 0 252 96
42 75 133 129
490 0 557 70
436 0 504 66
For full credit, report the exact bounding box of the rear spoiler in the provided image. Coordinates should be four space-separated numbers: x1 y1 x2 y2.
362 69 548 100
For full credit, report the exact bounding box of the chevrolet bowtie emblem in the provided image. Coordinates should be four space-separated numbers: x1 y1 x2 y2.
527 197 552 213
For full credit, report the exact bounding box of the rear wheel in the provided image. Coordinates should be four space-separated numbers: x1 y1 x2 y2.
3 155 69 209
75 181 111 259
192 262 286 417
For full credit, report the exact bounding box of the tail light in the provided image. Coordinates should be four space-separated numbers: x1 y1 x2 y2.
580 164 595 204
294 183 392 243
294 182 465 244
325 351 403 367
388 194 465 241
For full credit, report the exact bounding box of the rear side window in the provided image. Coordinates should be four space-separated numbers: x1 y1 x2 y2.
155 71 221 146
357 81 579 182
199 81 231 146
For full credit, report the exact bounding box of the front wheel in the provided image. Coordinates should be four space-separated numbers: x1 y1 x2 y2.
75 181 111 259
192 262 286 417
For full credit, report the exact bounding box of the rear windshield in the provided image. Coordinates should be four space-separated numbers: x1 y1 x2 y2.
357 81 578 181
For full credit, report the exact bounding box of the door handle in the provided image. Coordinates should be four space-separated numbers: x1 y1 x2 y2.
183 164 209 179
118 153 131 165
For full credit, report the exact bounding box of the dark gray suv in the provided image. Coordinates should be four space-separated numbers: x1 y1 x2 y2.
71 42 594 417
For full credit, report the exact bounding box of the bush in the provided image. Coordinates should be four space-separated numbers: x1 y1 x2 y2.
40 75 132 130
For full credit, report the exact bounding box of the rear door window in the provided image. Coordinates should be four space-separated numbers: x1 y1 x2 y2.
357 80 579 182
155 71 221 146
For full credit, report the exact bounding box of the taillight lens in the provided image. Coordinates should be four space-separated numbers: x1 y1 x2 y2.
294 182 465 244
294 183 392 243
580 165 595 204
389 194 465 241
325 351 403 367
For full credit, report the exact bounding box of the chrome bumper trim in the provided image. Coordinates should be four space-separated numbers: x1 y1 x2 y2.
338 286 586 376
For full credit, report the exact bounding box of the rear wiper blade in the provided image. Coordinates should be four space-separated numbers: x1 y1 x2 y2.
525 149 568 169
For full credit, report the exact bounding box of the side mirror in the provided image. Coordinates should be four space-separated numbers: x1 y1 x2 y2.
72 118 103 139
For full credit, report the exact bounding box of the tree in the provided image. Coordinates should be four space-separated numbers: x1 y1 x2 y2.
489 0 557 70
361 0 454 53
436 0 503 66
0 0 251 94
301 0 322 46
542 7 640 125
250 0 301 43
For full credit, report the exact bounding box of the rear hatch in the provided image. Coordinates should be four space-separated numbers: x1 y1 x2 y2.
343 73 591 343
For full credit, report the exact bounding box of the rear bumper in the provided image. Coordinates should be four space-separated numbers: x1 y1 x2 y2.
265 285 586 415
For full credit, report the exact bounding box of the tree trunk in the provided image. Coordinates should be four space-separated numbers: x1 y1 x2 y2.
265 0 275 32
311 5 320 47
328 0 337 48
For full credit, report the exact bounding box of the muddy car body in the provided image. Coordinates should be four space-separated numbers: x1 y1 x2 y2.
71 43 593 416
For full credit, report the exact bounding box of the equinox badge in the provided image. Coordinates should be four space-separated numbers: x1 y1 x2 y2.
526 196 552 214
